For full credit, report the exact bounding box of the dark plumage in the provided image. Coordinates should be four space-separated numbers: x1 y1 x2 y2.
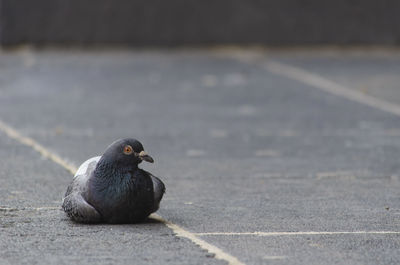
62 138 165 223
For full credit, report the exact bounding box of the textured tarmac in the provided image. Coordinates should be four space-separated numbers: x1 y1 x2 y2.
0 48 399 264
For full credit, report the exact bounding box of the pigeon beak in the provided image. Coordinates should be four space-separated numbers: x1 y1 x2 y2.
138 151 154 163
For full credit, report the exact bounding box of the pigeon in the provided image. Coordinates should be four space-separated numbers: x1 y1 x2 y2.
62 138 165 223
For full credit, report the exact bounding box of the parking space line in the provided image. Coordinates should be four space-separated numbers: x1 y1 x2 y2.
0 120 77 175
265 61 400 117
195 231 400 236
152 215 245 265
0 118 245 265
0 206 60 211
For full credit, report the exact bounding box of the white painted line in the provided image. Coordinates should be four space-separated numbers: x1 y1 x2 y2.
194 231 400 236
152 215 245 265
34 207 61 211
0 207 17 211
0 120 77 175
0 206 60 211
265 61 400 117
0 119 245 265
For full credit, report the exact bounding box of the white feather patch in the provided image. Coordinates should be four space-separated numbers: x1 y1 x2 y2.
74 156 101 179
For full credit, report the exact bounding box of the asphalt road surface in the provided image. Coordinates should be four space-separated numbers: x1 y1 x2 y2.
0 48 399 265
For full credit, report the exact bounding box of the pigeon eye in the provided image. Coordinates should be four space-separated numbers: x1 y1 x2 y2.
123 145 133 155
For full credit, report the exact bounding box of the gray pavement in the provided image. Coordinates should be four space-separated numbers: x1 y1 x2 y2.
0 48 400 264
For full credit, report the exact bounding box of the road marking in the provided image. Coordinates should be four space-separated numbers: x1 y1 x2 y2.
194 231 400 236
152 215 245 265
0 119 245 265
0 120 77 175
34 207 60 211
0 206 60 211
0 207 18 211
265 61 400 117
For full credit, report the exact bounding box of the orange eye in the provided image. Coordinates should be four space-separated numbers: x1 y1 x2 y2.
123 145 133 155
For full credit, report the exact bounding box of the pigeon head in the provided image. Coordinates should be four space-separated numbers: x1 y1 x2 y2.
99 138 154 170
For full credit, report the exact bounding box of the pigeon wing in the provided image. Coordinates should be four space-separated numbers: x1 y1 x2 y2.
62 156 102 223
148 173 166 213
62 192 102 223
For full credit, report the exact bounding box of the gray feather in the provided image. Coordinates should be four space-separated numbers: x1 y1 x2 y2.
62 157 102 223
149 174 166 213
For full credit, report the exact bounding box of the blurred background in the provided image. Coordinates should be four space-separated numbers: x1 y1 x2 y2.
1 0 399 46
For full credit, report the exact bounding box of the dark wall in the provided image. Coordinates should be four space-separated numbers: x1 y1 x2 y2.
1 0 400 46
